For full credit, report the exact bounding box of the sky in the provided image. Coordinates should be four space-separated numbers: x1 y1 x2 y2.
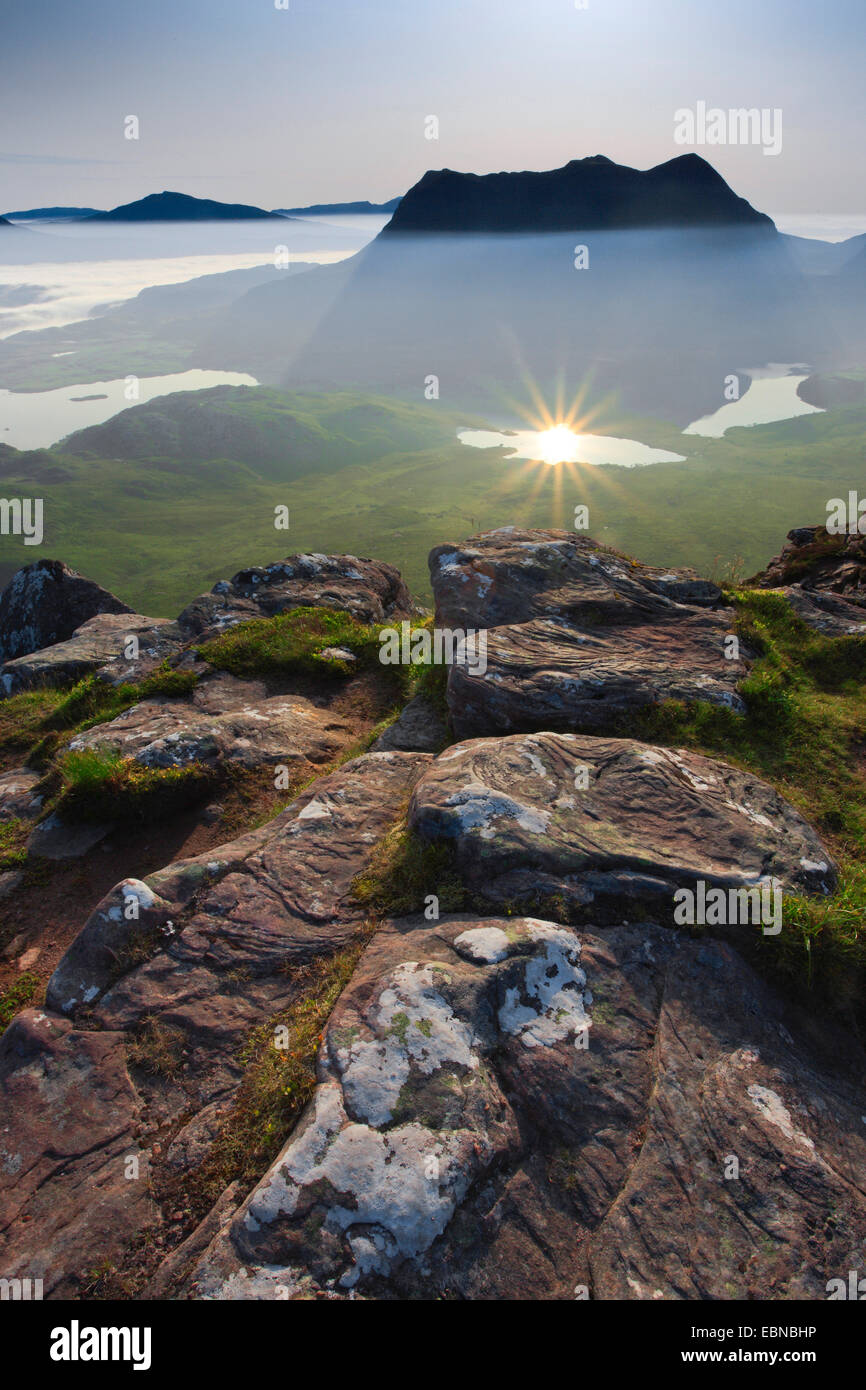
1 0 865 218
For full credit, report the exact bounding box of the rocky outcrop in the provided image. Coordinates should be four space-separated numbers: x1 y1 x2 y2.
0 559 132 664
68 672 356 773
771 586 866 638
177 553 415 641
754 525 866 615
430 529 722 630
428 529 742 737
0 751 430 1294
188 914 866 1300
0 613 175 696
408 732 835 920
0 550 417 698
0 528 862 1304
448 612 750 738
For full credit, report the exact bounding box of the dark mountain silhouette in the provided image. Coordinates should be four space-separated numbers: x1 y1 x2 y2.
384 154 775 234
86 191 285 223
0 216 16 228
274 197 402 216
2 206 101 221
195 156 822 420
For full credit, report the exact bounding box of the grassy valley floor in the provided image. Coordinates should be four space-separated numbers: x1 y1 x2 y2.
1 386 865 611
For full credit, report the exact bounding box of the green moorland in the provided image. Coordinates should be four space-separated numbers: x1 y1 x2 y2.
1 385 865 612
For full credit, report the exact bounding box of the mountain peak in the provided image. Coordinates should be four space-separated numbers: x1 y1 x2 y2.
384 155 774 235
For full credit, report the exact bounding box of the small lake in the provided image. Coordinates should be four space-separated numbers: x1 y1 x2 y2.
457 427 686 468
0 369 259 451
459 365 827 467
683 365 824 437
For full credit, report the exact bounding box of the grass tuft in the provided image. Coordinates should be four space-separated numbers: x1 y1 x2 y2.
55 747 216 823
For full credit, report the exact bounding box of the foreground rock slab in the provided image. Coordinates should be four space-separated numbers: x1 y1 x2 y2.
408 732 835 919
0 1011 148 1292
0 751 430 1295
187 915 866 1300
448 612 750 738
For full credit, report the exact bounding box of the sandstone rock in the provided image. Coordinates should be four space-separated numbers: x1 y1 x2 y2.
0 613 173 697
754 525 866 607
68 684 355 773
408 732 836 919
588 941 866 1300
0 751 431 1295
187 915 866 1300
371 693 449 752
430 529 722 630
769 585 866 637
0 767 42 821
448 612 750 738
93 620 187 687
0 535 858 1306
177 553 414 641
0 559 132 664
0 1009 147 1297
47 879 176 1015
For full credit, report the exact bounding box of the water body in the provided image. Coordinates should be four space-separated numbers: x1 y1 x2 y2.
457 427 686 468
0 369 258 450
683 365 824 437
0 215 388 337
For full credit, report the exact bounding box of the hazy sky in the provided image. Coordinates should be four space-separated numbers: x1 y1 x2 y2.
1 0 864 216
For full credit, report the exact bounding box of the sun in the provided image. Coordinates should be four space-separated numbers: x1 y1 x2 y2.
534 423 581 465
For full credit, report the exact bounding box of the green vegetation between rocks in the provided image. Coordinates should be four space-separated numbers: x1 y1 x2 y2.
0 667 199 769
0 972 41 1030
198 606 386 680
622 589 866 1015
198 606 452 709
0 665 212 831
0 817 29 872
351 814 467 918
45 665 199 731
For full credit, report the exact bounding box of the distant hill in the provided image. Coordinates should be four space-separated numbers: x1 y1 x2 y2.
86 191 285 223
2 206 101 221
58 385 459 482
273 197 402 217
0 216 17 228
384 154 775 234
